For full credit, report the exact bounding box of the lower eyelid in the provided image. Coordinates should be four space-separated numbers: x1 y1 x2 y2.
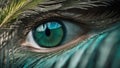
20 33 91 53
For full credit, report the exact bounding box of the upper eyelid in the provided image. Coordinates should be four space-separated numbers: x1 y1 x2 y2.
20 9 118 22
18 10 117 32
17 0 120 31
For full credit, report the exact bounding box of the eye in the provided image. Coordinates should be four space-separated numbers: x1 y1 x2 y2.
21 18 89 52
32 20 65 48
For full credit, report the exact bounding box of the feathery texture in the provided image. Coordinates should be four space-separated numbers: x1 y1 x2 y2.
0 0 44 27
0 0 120 68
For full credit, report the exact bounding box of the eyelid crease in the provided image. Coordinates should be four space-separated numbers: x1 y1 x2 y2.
18 10 119 38
57 11 119 29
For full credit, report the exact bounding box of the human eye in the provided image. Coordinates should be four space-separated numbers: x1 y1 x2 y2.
21 17 89 52
1 0 120 68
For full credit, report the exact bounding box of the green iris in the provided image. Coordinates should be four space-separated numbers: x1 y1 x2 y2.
32 21 65 48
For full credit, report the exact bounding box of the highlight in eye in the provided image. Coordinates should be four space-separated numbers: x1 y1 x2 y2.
32 20 65 48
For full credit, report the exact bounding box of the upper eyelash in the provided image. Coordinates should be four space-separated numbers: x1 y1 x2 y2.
15 0 120 36
18 9 116 31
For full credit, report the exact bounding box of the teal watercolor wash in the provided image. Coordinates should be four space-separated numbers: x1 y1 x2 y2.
32 21 65 48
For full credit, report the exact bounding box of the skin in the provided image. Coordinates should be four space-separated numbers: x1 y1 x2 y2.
0 0 120 68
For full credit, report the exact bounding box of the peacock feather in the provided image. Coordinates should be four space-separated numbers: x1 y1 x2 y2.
0 0 44 27
0 0 120 68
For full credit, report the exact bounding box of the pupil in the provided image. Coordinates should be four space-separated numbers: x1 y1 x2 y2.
45 27 51 36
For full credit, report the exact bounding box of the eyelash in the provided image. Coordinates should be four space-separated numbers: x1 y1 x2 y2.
18 11 98 40
20 12 83 36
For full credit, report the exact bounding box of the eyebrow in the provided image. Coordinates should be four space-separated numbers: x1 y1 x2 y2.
34 0 120 27
29 0 119 19
1 0 119 28
40 0 109 10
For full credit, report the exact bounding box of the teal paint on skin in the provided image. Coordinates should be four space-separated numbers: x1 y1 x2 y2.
32 21 65 48
21 23 120 68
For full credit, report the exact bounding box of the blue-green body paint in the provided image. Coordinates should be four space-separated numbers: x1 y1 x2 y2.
16 23 120 68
